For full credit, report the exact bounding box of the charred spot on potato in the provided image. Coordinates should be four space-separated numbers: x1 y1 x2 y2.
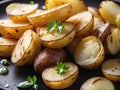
15 29 19 33
92 78 103 84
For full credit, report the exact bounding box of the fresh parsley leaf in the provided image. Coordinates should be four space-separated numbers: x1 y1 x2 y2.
30 1 34 4
47 20 64 34
17 81 33 89
17 75 39 90
0 67 9 75
56 62 69 75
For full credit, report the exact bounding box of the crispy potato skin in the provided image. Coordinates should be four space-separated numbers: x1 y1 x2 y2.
34 48 67 73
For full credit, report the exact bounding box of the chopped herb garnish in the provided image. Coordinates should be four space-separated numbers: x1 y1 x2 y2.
56 62 69 75
30 1 34 4
47 20 64 34
17 75 39 90
1 59 8 66
0 67 9 75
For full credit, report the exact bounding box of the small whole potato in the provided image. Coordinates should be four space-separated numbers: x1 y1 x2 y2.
34 48 67 73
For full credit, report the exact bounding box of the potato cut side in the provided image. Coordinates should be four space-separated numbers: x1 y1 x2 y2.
0 37 16 57
107 27 120 55
80 77 115 90
67 11 94 38
45 0 87 15
99 1 120 25
6 3 38 22
37 22 76 48
74 36 104 69
102 59 120 82
0 19 34 39
11 30 41 66
42 62 78 89
28 3 73 27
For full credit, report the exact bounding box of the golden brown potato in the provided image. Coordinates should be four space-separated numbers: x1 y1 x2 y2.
0 37 16 57
45 0 87 15
116 14 120 28
99 1 120 25
107 27 120 55
11 30 41 66
28 3 73 27
34 48 67 73
67 11 94 38
6 3 38 22
102 59 120 82
74 36 104 69
80 77 115 90
0 19 34 39
37 22 76 49
42 62 78 89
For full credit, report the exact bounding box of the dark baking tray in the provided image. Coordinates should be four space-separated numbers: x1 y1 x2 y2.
0 0 120 90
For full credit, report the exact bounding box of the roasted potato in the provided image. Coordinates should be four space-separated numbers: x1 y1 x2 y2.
45 0 87 15
99 1 120 25
67 11 94 38
107 27 120 55
0 19 34 39
80 77 115 90
37 22 76 49
11 30 41 66
34 48 67 73
6 3 38 22
74 36 104 69
28 3 73 27
102 59 120 82
42 62 78 89
0 37 16 57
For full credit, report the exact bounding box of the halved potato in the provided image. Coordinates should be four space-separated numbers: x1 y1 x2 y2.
102 59 120 82
28 3 73 27
73 36 104 69
11 30 41 66
0 19 34 39
37 22 76 49
67 11 94 38
6 3 38 22
0 37 16 57
45 0 87 15
80 77 115 90
99 1 120 25
107 27 120 55
42 62 78 89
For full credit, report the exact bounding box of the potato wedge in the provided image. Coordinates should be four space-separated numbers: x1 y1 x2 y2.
11 30 41 66
34 48 67 73
67 11 94 38
102 59 120 82
45 0 87 15
107 27 120 55
42 62 78 89
0 37 16 57
74 36 104 69
0 19 34 39
6 3 38 22
80 77 115 90
99 1 120 25
37 22 76 49
28 3 73 27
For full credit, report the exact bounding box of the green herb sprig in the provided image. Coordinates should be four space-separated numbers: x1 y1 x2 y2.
29 1 34 4
17 75 39 90
56 62 69 75
47 20 64 34
0 67 9 75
